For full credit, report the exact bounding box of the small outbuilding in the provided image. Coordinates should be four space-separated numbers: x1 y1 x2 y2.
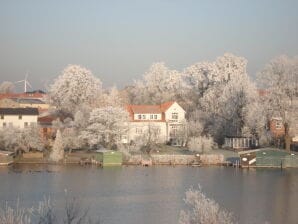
94 150 123 166
224 136 258 150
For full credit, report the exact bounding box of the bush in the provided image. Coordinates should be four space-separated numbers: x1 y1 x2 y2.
179 185 235 224
188 136 217 153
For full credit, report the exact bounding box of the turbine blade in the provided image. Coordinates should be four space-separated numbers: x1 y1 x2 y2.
26 81 32 89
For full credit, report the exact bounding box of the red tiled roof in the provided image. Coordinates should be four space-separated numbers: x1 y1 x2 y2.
129 105 162 114
0 93 45 100
125 101 175 122
38 115 55 124
126 101 175 114
257 89 269 97
160 101 175 112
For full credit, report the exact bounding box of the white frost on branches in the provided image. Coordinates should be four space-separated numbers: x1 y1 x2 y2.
0 81 15 94
49 130 64 162
80 106 129 149
258 55 298 137
179 185 235 224
184 53 261 143
188 136 217 153
48 65 102 115
131 62 185 104
0 126 44 152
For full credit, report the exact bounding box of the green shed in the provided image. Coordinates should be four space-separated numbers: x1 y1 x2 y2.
94 150 123 166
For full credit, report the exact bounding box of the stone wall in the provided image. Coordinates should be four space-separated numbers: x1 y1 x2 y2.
200 154 224 165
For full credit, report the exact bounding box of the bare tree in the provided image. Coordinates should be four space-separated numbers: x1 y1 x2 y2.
258 55 298 150
0 81 15 94
179 185 235 224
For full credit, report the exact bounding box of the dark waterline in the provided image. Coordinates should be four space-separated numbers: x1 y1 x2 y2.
1 165 298 224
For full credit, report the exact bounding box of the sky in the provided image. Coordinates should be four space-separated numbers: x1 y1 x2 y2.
0 0 298 91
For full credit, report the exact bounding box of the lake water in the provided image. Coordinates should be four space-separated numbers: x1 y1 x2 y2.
1 165 298 224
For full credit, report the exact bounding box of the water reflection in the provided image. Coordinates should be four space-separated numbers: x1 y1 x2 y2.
1 165 298 224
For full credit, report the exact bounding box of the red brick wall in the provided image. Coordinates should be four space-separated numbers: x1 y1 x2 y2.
270 119 285 137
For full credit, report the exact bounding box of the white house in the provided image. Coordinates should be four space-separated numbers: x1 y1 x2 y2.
125 101 186 144
0 108 39 129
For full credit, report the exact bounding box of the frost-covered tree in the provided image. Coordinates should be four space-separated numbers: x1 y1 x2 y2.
0 126 44 152
183 53 248 112
80 107 129 149
187 53 261 144
101 86 125 107
50 130 64 162
48 65 102 116
130 62 185 104
179 185 235 224
258 55 298 149
0 81 15 94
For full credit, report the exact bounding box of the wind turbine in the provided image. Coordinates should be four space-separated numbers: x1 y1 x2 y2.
16 73 32 93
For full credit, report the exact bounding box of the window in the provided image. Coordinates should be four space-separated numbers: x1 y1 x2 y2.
2 122 6 128
275 121 283 129
18 115 22 120
24 122 28 127
150 114 154 119
154 115 157 119
142 114 146 120
0 115 4 119
172 113 178 120
138 114 142 120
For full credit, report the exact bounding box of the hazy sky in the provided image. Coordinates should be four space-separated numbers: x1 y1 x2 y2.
1 0 298 91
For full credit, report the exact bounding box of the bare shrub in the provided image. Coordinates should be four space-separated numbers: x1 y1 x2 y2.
179 185 235 224
188 136 217 153
0 199 31 224
0 196 100 224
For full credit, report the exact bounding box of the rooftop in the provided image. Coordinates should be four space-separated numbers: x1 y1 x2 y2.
126 101 175 114
0 108 39 115
10 98 45 104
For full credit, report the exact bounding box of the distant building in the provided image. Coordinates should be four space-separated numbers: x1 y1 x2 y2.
0 108 39 129
0 92 45 100
125 101 186 144
0 98 49 110
269 117 286 137
38 114 56 139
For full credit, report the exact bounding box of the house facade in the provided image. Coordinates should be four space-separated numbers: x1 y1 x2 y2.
125 101 186 144
0 108 39 129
